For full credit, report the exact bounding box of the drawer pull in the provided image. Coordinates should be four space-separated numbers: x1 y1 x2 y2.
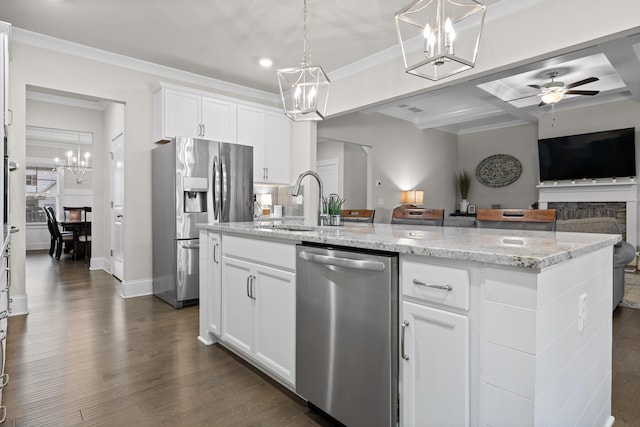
412 279 452 291
401 321 409 361
0 373 8 388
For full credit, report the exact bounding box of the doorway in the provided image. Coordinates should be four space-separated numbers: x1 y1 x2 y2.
24 86 125 294
317 138 371 210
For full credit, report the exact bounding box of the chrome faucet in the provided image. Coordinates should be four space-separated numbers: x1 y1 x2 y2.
292 170 325 226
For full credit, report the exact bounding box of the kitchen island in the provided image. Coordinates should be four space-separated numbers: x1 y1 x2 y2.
198 222 619 427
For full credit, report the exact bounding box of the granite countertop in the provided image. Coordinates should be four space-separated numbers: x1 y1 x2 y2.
198 221 621 271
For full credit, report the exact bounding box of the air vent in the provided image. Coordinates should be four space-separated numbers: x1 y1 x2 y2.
407 107 423 113
398 104 409 108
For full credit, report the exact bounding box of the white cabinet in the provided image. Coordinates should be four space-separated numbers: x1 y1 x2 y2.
198 230 221 344
220 235 296 386
221 255 296 385
154 85 237 143
401 301 469 427
400 256 474 427
237 105 290 184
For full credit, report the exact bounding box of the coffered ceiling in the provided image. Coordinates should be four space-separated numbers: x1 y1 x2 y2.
4 0 640 134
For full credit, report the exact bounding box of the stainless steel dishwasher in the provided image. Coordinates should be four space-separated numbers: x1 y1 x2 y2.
296 243 398 427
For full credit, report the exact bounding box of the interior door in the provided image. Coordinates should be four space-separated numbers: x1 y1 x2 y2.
111 130 124 280
317 159 339 196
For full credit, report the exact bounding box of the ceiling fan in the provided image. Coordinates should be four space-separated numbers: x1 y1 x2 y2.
529 71 600 106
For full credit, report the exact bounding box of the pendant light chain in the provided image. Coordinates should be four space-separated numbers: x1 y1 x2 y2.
302 0 311 66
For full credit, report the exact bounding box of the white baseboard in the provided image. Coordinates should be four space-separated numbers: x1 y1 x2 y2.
90 257 111 273
9 293 28 316
121 278 153 298
26 243 50 251
198 335 218 346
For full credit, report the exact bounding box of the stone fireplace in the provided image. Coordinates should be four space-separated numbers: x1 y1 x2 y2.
538 180 638 248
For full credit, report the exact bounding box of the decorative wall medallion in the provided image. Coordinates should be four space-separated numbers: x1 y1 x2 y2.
475 154 522 187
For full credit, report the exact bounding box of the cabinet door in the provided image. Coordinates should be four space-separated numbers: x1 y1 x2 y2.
221 257 254 355
198 231 210 342
208 232 222 336
163 89 201 139
263 111 291 184
254 264 296 385
401 301 469 427
236 105 265 181
201 96 237 143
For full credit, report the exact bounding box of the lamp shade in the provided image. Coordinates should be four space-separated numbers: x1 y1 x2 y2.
401 190 424 205
261 194 273 206
395 0 486 81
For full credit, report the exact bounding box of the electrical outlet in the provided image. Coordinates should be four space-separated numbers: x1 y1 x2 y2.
378 198 384 206
578 293 588 331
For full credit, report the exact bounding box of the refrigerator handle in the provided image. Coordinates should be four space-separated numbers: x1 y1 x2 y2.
213 156 220 221
222 159 228 214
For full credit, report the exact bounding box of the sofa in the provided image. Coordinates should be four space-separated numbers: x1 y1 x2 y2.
555 217 636 311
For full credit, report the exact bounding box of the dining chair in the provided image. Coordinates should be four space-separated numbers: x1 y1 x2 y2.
341 209 375 223
391 208 444 226
44 206 75 259
476 209 557 231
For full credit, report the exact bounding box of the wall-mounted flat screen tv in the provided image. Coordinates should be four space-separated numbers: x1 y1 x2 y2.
538 127 636 181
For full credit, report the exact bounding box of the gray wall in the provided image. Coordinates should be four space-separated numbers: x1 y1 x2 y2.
318 112 458 223
458 124 539 209
343 142 367 209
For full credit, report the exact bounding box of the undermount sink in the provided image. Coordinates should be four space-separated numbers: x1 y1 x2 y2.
255 224 318 232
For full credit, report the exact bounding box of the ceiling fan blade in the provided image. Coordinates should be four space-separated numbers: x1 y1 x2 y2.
566 77 599 89
506 93 538 102
565 90 599 96
528 84 542 89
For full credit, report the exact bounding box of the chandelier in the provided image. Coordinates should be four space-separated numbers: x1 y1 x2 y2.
395 0 486 81
277 0 330 121
54 145 92 184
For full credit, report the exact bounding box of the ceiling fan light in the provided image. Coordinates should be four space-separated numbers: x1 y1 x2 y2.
541 91 564 104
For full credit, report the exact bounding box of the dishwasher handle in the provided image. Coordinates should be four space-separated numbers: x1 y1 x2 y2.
299 251 386 272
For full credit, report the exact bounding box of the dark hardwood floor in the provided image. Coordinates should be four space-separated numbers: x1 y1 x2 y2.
5 251 334 426
4 251 640 425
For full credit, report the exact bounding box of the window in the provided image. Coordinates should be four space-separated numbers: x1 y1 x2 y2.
26 165 57 223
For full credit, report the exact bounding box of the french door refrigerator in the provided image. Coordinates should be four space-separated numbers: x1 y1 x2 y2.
152 136 253 308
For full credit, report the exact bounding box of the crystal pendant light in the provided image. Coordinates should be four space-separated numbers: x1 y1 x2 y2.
395 0 486 81
277 0 330 121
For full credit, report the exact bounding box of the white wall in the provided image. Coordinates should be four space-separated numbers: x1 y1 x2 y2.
318 112 458 223
8 41 277 312
458 124 539 209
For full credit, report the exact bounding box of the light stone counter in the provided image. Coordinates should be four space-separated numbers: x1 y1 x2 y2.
197 221 620 271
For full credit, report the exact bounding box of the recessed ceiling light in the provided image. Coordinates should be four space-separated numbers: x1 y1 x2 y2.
259 58 273 68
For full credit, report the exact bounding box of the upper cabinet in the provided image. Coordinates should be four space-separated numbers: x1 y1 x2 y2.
237 105 290 184
153 85 236 143
155 83 291 184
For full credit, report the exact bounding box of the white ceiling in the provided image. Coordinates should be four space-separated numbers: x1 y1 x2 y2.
4 0 640 134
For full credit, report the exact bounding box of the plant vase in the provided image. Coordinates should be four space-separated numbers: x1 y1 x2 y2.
329 215 342 226
460 199 469 214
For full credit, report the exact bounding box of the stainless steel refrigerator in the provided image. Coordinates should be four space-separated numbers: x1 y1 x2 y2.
152 136 253 308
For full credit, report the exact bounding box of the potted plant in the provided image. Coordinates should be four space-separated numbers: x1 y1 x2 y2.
326 194 345 226
456 170 472 213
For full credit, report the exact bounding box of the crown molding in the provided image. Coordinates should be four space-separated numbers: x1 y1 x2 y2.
12 28 280 105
